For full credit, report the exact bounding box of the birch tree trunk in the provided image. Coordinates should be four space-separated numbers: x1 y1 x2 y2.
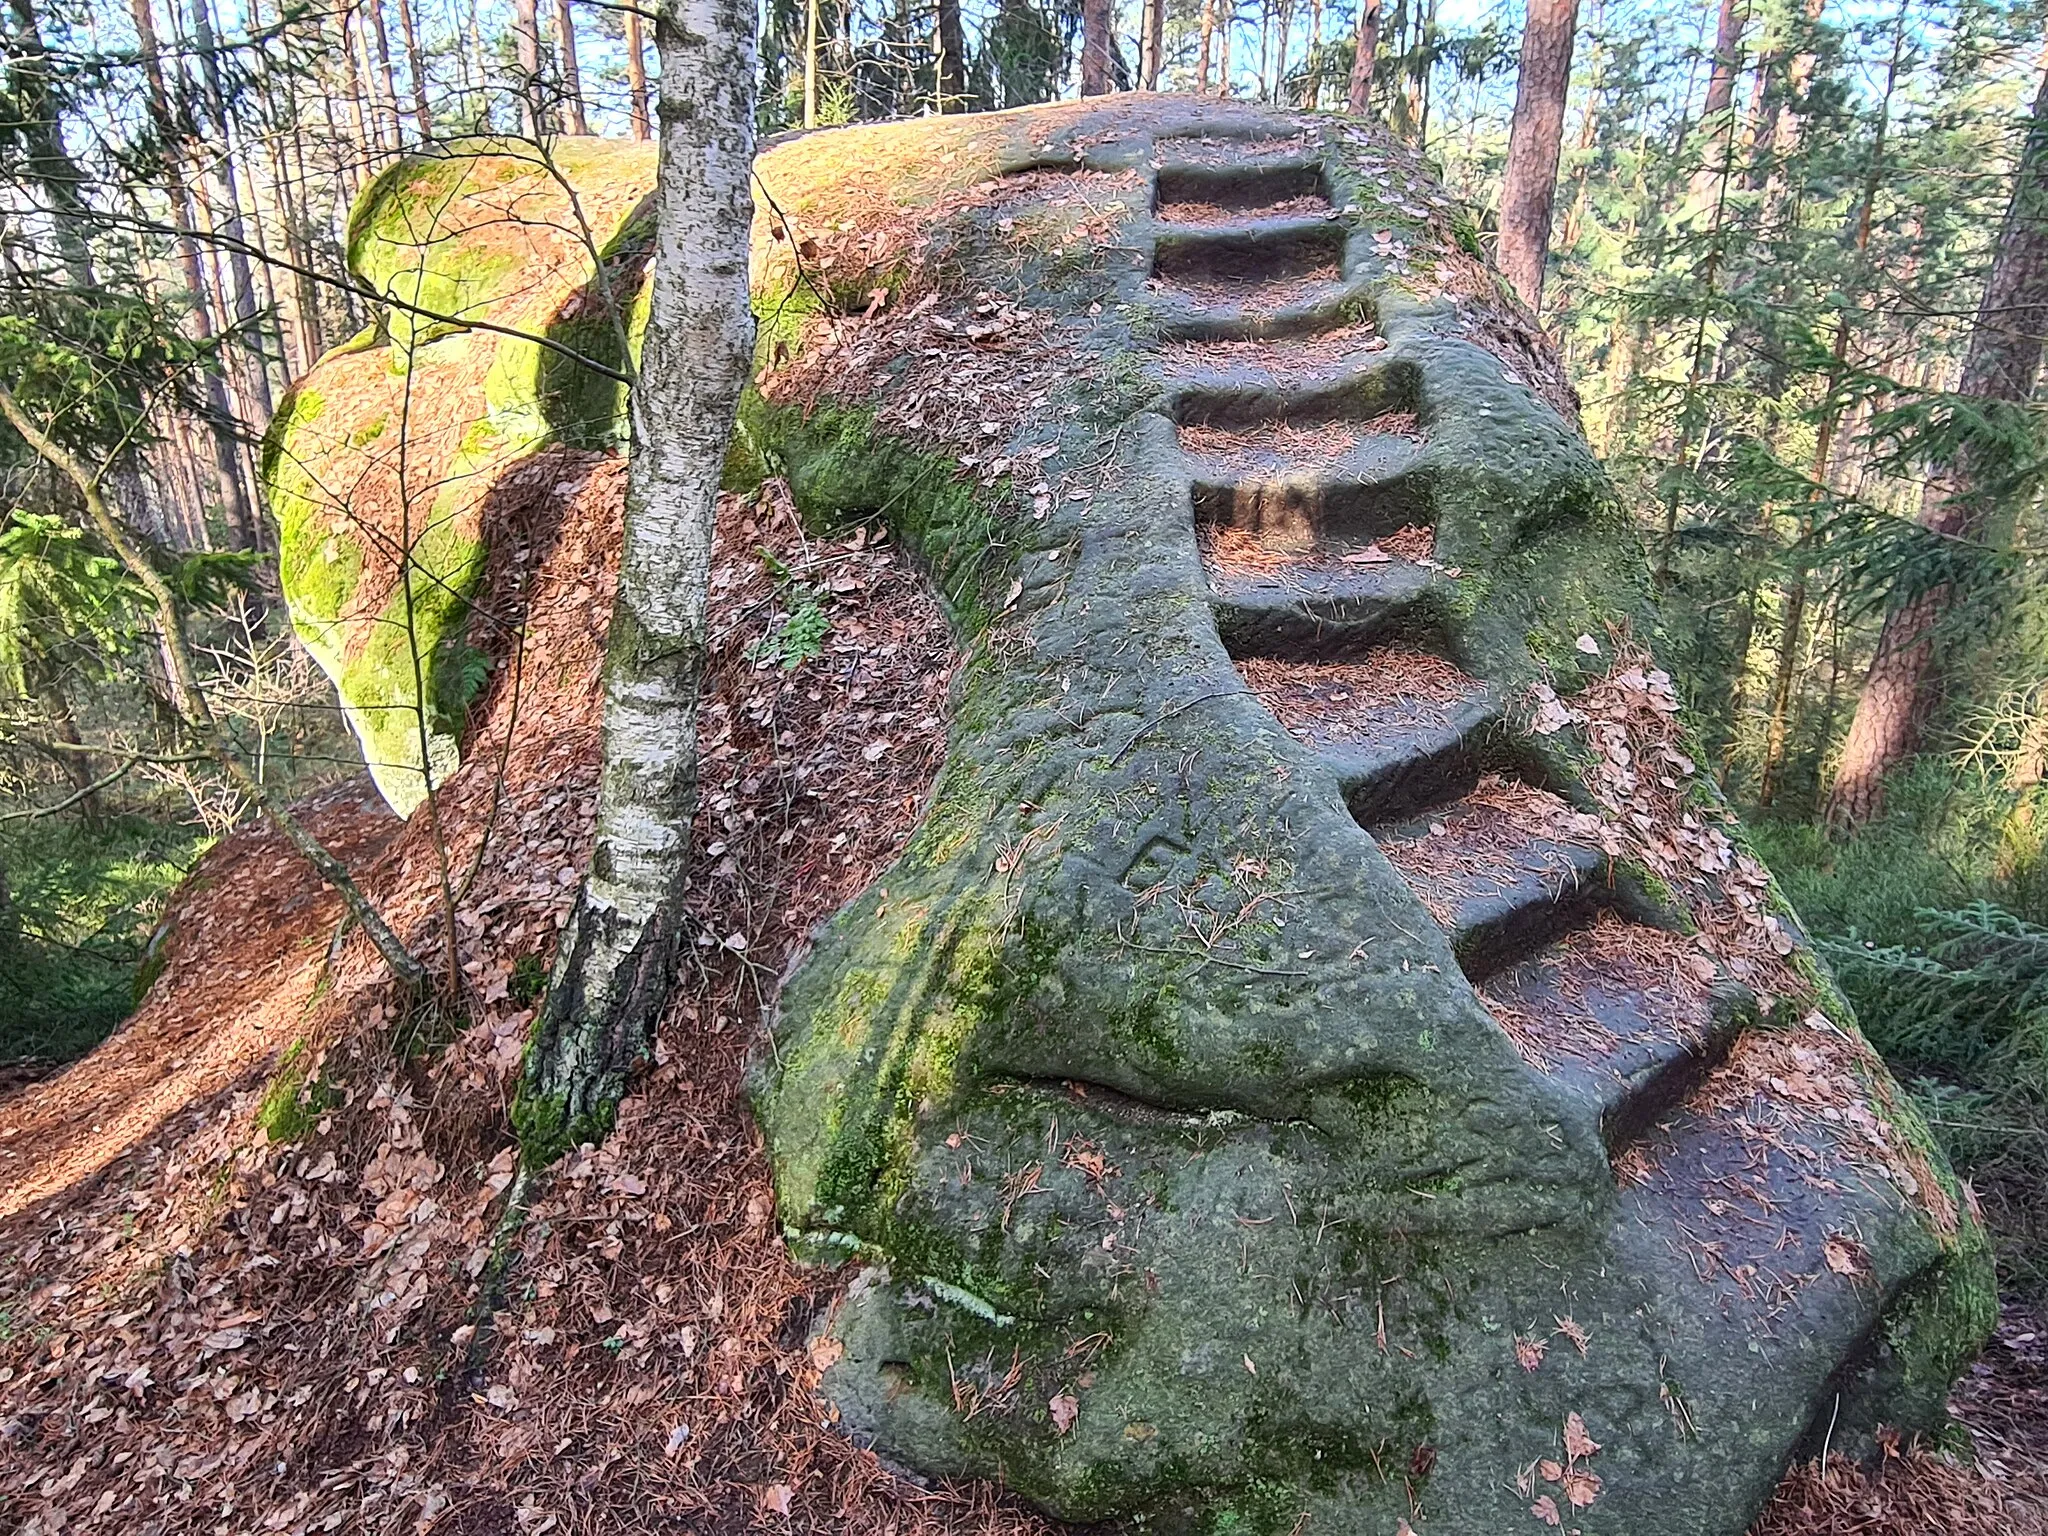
517 0 757 1162
1497 0 1579 314
1826 65 2048 831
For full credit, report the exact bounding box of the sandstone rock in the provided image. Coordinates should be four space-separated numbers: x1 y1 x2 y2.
263 138 654 814
744 98 1992 1536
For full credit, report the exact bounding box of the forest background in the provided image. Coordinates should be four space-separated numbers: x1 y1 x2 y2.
3 0 2048 1312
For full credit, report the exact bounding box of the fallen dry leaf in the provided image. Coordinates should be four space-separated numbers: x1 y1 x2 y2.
1564 1411 1601 1461
1050 1391 1079 1434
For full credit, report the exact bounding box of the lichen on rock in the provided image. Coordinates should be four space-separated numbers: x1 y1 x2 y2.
262 138 655 815
740 98 1993 1536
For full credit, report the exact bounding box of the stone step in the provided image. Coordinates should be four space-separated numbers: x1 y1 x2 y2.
1202 539 1450 652
1180 418 1430 545
1152 282 1368 343
1610 1024 1943 1441
1376 789 1609 978
1324 695 1500 826
1154 156 1328 218
1478 914 1742 1153
1155 327 1391 396
1153 219 1344 285
1230 645 1495 822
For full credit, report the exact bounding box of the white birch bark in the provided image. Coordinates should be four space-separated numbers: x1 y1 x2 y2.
518 0 758 1159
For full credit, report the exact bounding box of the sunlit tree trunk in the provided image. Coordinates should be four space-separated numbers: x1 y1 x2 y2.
1702 0 1741 119
627 11 651 136
1139 0 1162 91
128 0 260 551
394 0 432 137
337 0 378 158
1827 65 2048 831
802 0 818 125
520 0 758 1159
553 0 589 133
188 0 276 428
514 0 545 136
1197 0 1216 92
364 0 404 146
1080 0 1111 95
1303 0 1320 107
1346 0 1378 116
1275 0 1293 104
1498 0 1578 314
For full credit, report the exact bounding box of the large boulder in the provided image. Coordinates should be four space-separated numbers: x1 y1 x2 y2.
262 138 654 814
743 98 1992 1535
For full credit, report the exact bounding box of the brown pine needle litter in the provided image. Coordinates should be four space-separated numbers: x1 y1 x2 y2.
1177 414 1426 470
1237 646 1482 747
0 477 1056 1536
1155 193 1333 223
1157 323 1388 381
1476 913 1713 1071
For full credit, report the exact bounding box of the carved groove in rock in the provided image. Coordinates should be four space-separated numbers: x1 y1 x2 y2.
745 99 1991 1536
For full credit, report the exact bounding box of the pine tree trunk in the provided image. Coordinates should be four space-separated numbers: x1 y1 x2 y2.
553 0 589 134
514 0 545 136
518 0 757 1162
1345 0 1377 117
626 11 651 136
364 0 404 146
129 0 260 551
1138 0 1162 91
4 0 97 287
1827 64 2048 831
394 0 433 137
1303 0 1320 107
936 0 968 109
1197 0 1215 93
1080 0 1112 96
1497 0 1578 314
188 0 276 427
1701 0 1740 120
338 0 378 157
802 0 818 126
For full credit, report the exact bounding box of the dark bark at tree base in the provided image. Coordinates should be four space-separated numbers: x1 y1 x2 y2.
514 890 683 1165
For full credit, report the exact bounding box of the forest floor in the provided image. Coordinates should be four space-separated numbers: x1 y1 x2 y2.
1 472 2043 1535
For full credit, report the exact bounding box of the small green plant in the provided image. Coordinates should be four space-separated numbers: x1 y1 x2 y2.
255 1038 335 1145
393 994 467 1059
747 550 832 672
509 950 548 1004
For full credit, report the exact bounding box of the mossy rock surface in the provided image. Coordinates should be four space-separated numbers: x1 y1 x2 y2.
741 99 1993 1536
263 137 655 814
